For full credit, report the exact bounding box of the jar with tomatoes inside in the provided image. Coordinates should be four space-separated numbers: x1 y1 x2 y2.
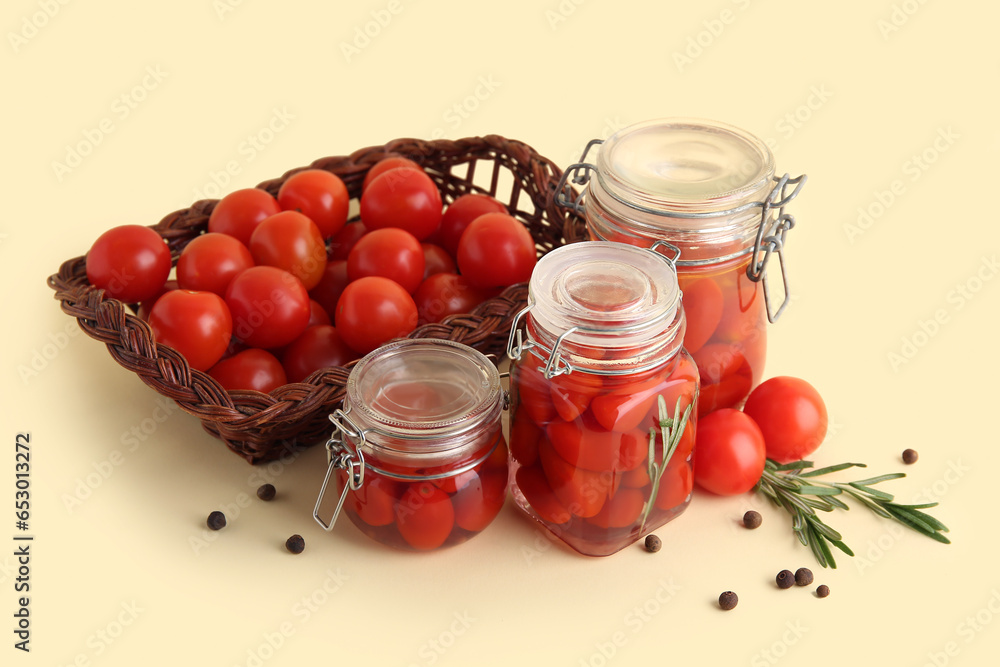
559 118 806 416
506 241 699 557
313 339 508 551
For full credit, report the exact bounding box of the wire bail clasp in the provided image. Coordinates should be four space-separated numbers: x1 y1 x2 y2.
313 410 367 532
553 139 604 213
746 173 807 323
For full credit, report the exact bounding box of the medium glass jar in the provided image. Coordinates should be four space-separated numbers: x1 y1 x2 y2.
506 241 699 557
561 118 806 415
313 338 508 551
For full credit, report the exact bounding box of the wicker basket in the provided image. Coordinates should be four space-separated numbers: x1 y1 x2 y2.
48 135 587 463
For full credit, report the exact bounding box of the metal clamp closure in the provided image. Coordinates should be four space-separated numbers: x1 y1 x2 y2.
552 139 604 213
746 173 807 323
312 410 366 532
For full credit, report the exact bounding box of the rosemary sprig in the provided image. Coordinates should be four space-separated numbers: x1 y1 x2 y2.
754 458 951 569
639 395 694 532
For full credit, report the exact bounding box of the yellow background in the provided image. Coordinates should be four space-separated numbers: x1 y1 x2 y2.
3 0 998 665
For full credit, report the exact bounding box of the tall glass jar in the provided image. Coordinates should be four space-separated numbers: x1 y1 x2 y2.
561 118 806 415
506 242 699 557
313 339 508 551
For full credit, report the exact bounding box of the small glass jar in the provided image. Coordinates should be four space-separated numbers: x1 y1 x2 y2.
560 118 806 415
313 338 508 551
506 242 699 557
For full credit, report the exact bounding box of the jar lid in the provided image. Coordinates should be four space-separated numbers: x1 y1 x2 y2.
346 338 501 446
596 118 774 216
528 242 681 353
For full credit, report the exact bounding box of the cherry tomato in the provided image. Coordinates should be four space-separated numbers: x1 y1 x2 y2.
335 276 418 355
208 348 287 393
281 325 356 382
208 188 281 246
548 372 604 423
654 458 694 510
395 482 455 550
546 414 646 473
456 213 536 290
361 168 442 240
421 243 456 278
86 225 171 303
509 412 542 467
412 273 487 325
680 276 724 354
361 157 423 192
693 408 766 496
327 222 367 261
436 193 508 257
742 376 828 464
515 465 571 525
306 300 331 327
349 473 400 528
308 260 350 317
590 375 672 433
513 359 557 426
249 211 327 290
538 438 612 518
225 266 311 349
586 487 645 529
452 441 508 533
176 232 254 296
277 169 349 239
148 290 232 371
692 343 754 417
346 227 425 294
137 279 178 321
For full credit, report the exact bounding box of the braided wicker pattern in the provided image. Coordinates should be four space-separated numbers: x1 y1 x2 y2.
48 135 588 463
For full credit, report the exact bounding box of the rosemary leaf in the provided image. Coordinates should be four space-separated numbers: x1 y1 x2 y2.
847 483 895 502
851 473 906 486
795 485 843 496
799 462 867 478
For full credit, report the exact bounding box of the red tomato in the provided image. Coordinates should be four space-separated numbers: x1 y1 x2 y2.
742 376 828 463
513 360 557 426
176 232 254 296
277 169 349 239
360 168 442 240
208 348 287 393
456 213 536 290
148 290 232 371
546 415 646 473
281 325 355 382
306 300 331 327
509 412 542 467
335 276 418 355
515 465 571 525
249 211 327 290
436 193 508 257
361 157 423 192
538 439 611 518
395 482 455 550
590 375 671 433
328 221 367 261
549 372 604 423
693 409 766 496
421 243 456 278
346 227 425 294
452 444 508 533
308 260 350 317
586 488 645 529
225 266 311 349
412 273 486 325
692 343 754 417
137 279 178 321
350 474 399 528
86 225 171 303
680 277 724 354
208 188 281 246
654 458 694 510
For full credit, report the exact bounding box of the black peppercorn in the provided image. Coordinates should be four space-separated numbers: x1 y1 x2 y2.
206 511 226 531
743 510 762 529
285 534 305 554
644 535 662 552
816 584 830 598
902 449 918 465
776 569 795 589
257 483 276 501
795 567 814 586
718 591 738 610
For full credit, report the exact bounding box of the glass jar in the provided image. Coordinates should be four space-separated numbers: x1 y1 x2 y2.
313 338 508 551
560 118 806 415
506 241 699 557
